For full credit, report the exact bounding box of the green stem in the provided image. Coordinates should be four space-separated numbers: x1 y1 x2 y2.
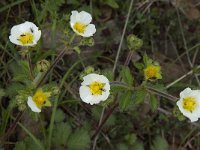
47 60 82 150
18 122 45 150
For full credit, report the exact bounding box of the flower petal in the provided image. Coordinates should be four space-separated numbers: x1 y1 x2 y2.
70 10 79 25
79 11 92 25
27 96 41 113
79 86 93 104
83 24 96 37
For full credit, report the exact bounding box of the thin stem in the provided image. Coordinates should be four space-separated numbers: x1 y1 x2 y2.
27 52 34 80
176 7 200 86
47 60 82 150
1 111 24 142
112 0 134 75
92 108 105 150
166 65 200 89
92 102 118 139
18 122 45 150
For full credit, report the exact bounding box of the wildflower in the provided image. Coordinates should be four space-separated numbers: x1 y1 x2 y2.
9 21 41 46
177 88 200 122
70 10 96 37
144 64 162 80
79 73 110 105
27 89 51 113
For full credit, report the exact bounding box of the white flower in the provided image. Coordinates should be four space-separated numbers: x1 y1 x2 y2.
9 21 41 46
70 10 96 37
27 89 51 113
79 73 110 105
177 87 200 122
27 96 41 113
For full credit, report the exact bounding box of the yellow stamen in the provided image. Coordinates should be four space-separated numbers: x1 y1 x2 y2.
33 89 48 108
182 97 197 112
18 32 34 45
144 65 161 80
89 81 105 95
73 22 86 33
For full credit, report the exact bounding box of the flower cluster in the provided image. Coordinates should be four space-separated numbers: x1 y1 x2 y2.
8 10 200 126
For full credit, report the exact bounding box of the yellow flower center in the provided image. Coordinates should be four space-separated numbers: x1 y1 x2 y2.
33 89 48 108
18 32 34 45
73 22 86 33
144 65 161 80
182 97 197 112
89 81 105 95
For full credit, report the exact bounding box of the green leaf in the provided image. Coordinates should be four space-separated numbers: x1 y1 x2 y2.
119 91 132 111
134 62 144 70
52 122 72 146
54 109 65 123
104 0 119 8
151 136 168 150
121 66 134 85
0 88 5 100
67 128 91 150
6 82 25 97
117 143 129 150
134 88 146 105
125 133 137 145
92 107 116 126
14 141 26 150
149 94 158 112
10 61 30 83
132 141 144 150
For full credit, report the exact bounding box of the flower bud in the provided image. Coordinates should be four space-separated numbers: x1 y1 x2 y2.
37 59 50 72
80 38 94 47
80 66 95 80
127 34 143 51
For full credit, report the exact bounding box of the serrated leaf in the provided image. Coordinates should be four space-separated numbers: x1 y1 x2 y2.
54 109 65 122
92 107 116 126
14 141 26 150
125 133 137 144
119 91 132 111
104 0 119 8
134 62 144 70
134 88 146 105
132 141 144 150
52 122 72 146
5 82 25 97
0 88 5 100
151 136 168 150
149 95 158 112
67 128 91 150
121 66 134 85
117 143 129 150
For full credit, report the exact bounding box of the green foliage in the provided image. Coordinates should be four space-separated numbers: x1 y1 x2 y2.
52 122 72 146
54 109 65 123
67 128 91 150
102 0 119 8
134 88 147 105
10 61 30 83
151 136 168 150
149 94 158 112
119 90 133 111
14 137 43 150
92 106 116 126
120 66 134 85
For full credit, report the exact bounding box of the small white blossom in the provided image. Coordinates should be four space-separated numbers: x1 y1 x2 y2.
9 21 41 46
70 10 96 37
177 88 200 122
79 73 110 105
